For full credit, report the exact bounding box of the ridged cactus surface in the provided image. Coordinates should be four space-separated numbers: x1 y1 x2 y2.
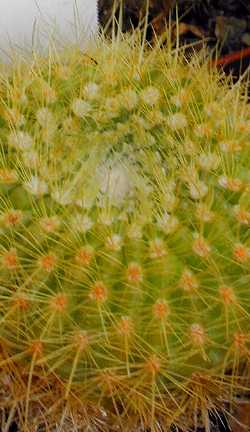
0 36 249 430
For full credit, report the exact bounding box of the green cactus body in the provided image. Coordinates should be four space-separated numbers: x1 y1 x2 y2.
0 36 249 430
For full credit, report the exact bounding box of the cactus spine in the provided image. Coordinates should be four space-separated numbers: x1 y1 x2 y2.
0 33 249 431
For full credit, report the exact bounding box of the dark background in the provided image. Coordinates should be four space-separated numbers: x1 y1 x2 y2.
98 0 250 79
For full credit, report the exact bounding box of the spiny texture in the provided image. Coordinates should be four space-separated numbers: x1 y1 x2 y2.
0 35 249 431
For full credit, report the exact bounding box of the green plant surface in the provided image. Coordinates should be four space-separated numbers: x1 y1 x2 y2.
0 34 249 431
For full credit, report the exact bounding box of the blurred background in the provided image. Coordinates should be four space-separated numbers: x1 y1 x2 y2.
99 0 250 80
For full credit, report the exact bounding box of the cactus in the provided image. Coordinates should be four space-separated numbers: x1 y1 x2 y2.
0 32 249 431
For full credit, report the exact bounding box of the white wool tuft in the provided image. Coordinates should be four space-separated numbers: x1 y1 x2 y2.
0 0 98 59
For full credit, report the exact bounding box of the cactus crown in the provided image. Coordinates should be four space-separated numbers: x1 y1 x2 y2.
0 32 249 430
